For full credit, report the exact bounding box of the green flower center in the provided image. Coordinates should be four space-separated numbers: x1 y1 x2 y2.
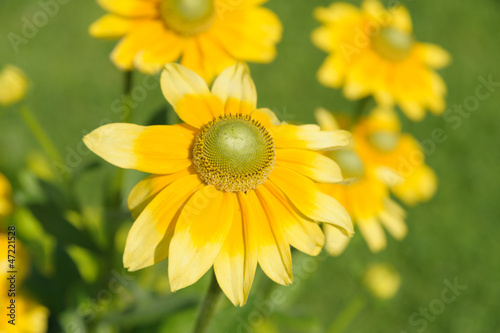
160 0 216 36
331 149 365 180
367 131 400 152
372 27 414 61
193 114 276 192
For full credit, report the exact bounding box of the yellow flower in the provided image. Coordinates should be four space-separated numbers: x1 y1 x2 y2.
0 65 29 107
363 263 401 300
312 0 450 121
350 107 437 206
316 108 409 254
84 63 353 306
0 173 13 221
90 0 282 82
0 236 49 333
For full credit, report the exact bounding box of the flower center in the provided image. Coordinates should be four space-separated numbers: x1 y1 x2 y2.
331 149 365 180
160 0 216 36
372 27 414 61
193 114 276 192
367 131 400 152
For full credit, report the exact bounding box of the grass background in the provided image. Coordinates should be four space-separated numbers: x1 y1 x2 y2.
1 0 500 332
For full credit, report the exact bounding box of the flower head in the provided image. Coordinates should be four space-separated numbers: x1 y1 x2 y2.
316 108 436 254
0 65 29 107
90 0 282 82
84 63 353 305
312 0 450 121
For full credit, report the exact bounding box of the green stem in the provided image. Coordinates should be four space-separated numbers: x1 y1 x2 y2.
19 105 64 167
327 295 366 333
193 271 222 333
123 70 133 123
109 71 134 206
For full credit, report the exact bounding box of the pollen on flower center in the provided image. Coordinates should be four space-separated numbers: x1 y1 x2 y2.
331 149 365 180
193 114 276 192
371 27 414 61
160 0 216 36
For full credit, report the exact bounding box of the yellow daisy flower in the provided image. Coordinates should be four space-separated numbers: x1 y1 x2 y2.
90 0 282 82
0 173 13 221
316 108 408 254
84 63 353 305
0 65 29 107
348 107 437 205
312 0 451 120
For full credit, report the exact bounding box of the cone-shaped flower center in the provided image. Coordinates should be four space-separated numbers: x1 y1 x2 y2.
372 28 414 61
160 0 216 36
193 114 275 192
332 149 365 180
368 131 400 152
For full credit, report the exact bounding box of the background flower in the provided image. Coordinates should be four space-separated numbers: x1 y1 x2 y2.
90 0 282 82
312 0 450 120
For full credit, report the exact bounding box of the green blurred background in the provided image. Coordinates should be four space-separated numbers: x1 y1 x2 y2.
1 0 500 332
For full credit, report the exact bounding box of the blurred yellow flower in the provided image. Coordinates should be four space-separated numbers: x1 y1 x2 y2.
350 107 437 206
0 65 29 107
312 0 450 121
363 263 401 300
90 0 282 82
0 235 49 333
84 63 353 306
0 173 13 221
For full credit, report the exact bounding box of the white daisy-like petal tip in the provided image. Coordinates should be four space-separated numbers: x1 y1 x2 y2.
211 62 257 109
161 63 210 108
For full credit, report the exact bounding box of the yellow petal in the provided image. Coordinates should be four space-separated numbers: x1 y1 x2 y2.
314 3 359 23
418 43 451 69
89 14 142 39
274 124 351 151
389 3 413 33
214 197 257 306
0 65 29 106
133 30 185 74
270 166 353 236
263 181 325 256
314 108 340 131
311 26 334 52
110 21 164 71
211 7 282 63
317 55 345 88
323 223 350 256
211 63 257 114
123 174 203 271
127 168 193 218
169 186 236 291
379 209 407 241
239 190 292 285
357 217 386 252
83 123 194 174
161 63 224 128
276 149 343 184
97 0 158 18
